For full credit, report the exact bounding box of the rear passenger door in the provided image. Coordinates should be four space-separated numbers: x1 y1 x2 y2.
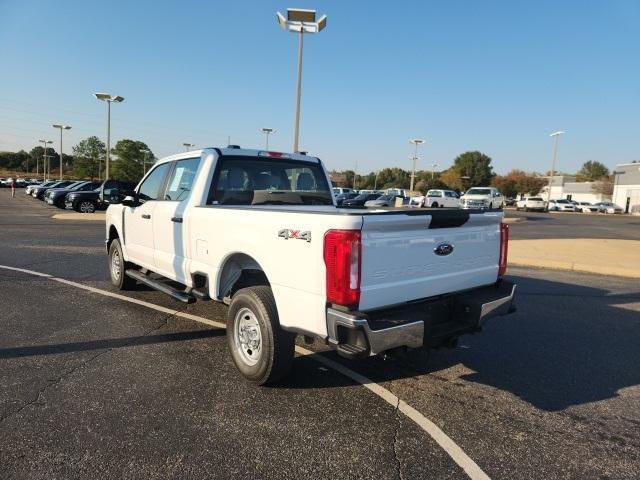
124 162 172 269
152 157 201 283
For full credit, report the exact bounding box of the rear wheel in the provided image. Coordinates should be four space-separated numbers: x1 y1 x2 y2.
431 202 438 208
108 238 137 290
227 286 295 385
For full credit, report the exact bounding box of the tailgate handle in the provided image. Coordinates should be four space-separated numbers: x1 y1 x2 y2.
171 217 183 223
141 214 151 219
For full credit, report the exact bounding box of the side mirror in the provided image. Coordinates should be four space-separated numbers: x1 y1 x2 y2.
122 195 138 207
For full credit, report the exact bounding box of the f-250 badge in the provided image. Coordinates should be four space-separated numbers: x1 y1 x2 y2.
278 229 311 243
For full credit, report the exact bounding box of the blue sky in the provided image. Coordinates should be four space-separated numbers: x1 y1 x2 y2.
1 0 638 174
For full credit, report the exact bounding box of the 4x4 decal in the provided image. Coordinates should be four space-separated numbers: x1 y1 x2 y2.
278 229 311 243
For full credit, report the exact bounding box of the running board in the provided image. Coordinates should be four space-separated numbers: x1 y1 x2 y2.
125 269 195 304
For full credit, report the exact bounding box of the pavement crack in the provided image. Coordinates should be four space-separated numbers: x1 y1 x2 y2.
0 309 179 428
391 393 405 480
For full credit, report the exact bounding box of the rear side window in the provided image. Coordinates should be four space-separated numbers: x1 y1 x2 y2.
138 163 172 202
163 157 201 201
209 156 332 206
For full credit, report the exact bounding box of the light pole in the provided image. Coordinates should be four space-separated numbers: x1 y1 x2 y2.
182 142 195 152
546 131 565 205
276 8 327 153
260 128 276 150
409 138 425 191
429 162 438 180
94 92 124 181
38 139 53 180
141 149 152 175
52 124 71 180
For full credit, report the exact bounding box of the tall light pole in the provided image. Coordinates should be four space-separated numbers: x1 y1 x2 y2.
182 142 195 152
94 93 124 181
546 131 565 204
52 124 71 180
260 128 276 150
409 138 425 191
38 139 53 180
276 8 327 153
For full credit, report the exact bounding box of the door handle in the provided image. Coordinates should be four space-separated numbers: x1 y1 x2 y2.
142 214 151 219
171 217 183 223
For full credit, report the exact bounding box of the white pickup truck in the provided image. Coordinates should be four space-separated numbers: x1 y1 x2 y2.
105 147 515 385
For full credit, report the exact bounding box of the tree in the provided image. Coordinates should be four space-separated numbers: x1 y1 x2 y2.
28 147 59 175
578 161 609 181
451 151 494 187
439 168 464 191
591 178 613 196
110 139 154 182
73 136 105 180
491 169 545 197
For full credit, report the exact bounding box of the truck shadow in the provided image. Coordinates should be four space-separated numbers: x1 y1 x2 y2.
286 274 640 412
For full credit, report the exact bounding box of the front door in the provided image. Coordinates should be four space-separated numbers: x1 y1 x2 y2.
123 162 172 270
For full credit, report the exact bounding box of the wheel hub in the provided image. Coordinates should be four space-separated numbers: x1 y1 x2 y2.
234 308 262 366
111 250 121 280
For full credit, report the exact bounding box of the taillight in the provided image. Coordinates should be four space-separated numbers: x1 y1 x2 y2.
323 229 361 308
499 223 509 276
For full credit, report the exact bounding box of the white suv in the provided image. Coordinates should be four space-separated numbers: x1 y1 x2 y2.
460 187 504 210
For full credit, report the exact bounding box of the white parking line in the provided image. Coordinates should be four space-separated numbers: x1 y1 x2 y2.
0 264 491 480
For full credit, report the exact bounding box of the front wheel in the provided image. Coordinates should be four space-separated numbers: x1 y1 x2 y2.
431 202 438 208
77 200 96 213
108 238 137 290
227 286 295 386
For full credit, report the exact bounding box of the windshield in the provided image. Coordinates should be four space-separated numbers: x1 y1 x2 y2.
556 199 570 204
209 156 332 206
466 188 491 195
529 197 543 201
427 191 442 197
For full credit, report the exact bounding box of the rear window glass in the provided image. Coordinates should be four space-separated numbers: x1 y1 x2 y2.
209 156 332 206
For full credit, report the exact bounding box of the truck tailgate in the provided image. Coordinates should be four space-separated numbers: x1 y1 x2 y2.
359 210 502 311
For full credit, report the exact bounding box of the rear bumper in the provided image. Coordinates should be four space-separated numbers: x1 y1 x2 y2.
326 280 516 358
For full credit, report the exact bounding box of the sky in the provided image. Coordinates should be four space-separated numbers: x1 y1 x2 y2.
1 0 639 175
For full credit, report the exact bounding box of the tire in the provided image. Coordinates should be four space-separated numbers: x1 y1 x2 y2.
108 238 137 290
77 200 96 213
227 286 295 386
431 202 438 208
55 198 66 209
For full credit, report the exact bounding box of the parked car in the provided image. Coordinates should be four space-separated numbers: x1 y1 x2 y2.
32 180 76 200
576 201 599 213
515 197 546 212
332 187 354 196
45 181 102 208
335 192 359 206
547 199 577 212
460 187 504 210
422 189 460 208
65 180 136 213
105 146 515 385
26 180 54 195
341 193 381 207
594 201 623 214
364 194 397 207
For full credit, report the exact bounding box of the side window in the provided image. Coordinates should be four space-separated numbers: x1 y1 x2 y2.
138 163 171 203
163 157 201 201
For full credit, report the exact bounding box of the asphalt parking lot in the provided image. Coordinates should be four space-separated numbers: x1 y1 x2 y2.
505 208 640 240
1 190 639 479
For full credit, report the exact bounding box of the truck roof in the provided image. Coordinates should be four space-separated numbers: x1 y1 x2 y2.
156 147 321 165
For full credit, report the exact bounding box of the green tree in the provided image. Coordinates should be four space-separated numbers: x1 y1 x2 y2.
577 161 609 181
73 136 105 180
28 146 59 176
451 151 494 187
110 139 153 182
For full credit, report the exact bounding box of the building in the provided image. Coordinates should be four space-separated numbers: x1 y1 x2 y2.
539 175 610 203
612 162 640 214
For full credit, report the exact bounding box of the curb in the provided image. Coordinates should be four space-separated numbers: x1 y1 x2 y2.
52 213 106 221
508 259 640 278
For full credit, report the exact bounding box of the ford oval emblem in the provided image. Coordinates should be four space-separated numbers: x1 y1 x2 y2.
434 243 454 256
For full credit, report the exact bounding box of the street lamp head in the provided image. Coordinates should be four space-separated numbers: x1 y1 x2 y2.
94 92 124 103
410 138 425 145
277 8 326 33
52 124 72 130
182 142 195 148
261 127 276 134
549 131 565 137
